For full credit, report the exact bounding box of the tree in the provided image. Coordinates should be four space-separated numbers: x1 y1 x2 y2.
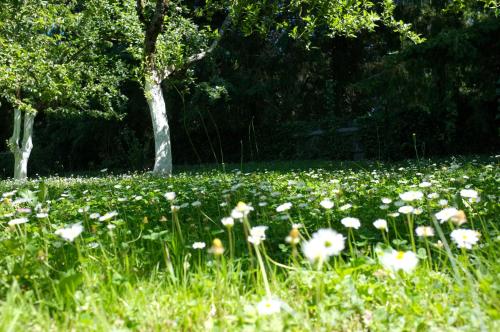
126 0 422 175
0 0 126 179
128 0 229 175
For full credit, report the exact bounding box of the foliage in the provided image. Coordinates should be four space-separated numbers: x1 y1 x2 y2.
0 0 127 119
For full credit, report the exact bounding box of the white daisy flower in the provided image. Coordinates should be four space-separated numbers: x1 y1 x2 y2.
248 226 268 245
99 211 118 221
399 191 424 202
303 229 345 262
256 298 282 315
398 206 414 214
379 249 418 273
341 217 361 229
192 242 206 249
8 217 29 226
221 217 234 227
450 229 480 249
435 207 459 223
55 223 84 242
276 202 292 213
319 198 334 209
381 198 392 204
438 199 448 206
231 202 254 220
373 219 388 231
164 192 176 201
415 226 434 237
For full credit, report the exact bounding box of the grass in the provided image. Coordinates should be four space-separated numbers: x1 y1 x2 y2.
0 156 499 331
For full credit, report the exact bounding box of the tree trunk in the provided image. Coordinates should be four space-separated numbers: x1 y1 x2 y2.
9 109 35 180
145 70 172 175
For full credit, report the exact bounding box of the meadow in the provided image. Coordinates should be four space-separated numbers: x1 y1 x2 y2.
0 157 498 331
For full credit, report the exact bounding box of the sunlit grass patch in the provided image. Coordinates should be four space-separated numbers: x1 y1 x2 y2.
0 156 499 330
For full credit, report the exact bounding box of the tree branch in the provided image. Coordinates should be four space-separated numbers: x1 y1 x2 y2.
136 0 146 26
144 0 169 58
185 14 231 65
161 14 231 80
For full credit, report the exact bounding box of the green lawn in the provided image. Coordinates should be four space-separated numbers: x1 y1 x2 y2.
0 157 499 331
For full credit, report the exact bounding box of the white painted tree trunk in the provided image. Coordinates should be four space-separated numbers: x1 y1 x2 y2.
145 70 172 175
8 109 35 180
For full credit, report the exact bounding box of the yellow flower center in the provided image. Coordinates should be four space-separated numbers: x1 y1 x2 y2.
396 251 405 260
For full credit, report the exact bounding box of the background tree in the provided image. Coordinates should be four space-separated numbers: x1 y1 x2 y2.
125 0 423 176
125 0 230 175
0 0 126 179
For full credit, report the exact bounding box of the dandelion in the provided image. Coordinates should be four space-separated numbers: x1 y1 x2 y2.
210 238 224 255
192 242 206 249
99 211 118 221
276 202 292 212
191 201 202 207
164 192 176 201
450 229 480 249
171 205 180 212
319 198 334 209
379 249 419 273
419 181 432 188
8 217 29 226
451 210 467 226
415 226 434 237
36 213 48 218
55 223 84 242
285 226 300 245
399 191 424 202
221 217 234 228
256 298 282 315
398 206 414 214
341 217 361 229
373 219 388 231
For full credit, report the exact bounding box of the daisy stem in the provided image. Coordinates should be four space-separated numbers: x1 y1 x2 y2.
407 215 416 252
254 244 271 298
424 238 432 269
228 228 234 261
242 217 254 259
382 230 389 246
316 260 324 304
348 229 355 258
172 210 184 245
